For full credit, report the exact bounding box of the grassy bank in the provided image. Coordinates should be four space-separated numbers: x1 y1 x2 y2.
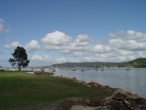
0 71 112 110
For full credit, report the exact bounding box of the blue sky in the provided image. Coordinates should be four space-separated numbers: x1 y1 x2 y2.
0 0 146 67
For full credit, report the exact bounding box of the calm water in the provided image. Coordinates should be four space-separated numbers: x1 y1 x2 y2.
51 68 146 98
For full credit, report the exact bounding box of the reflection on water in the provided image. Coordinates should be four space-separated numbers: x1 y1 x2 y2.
47 68 146 98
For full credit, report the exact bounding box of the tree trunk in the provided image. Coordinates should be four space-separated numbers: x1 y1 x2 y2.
18 64 21 72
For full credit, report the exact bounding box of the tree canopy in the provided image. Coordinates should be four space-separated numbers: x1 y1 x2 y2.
9 46 29 71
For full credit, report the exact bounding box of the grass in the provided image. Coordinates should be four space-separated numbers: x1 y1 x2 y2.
0 71 113 110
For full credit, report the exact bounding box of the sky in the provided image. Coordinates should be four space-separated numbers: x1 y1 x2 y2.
0 0 146 67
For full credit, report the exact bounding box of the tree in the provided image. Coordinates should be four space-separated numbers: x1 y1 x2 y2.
9 46 29 71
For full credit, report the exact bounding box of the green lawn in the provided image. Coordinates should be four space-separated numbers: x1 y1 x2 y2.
0 71 112 110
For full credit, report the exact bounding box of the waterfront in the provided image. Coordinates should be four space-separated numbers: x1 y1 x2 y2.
51 68 146 98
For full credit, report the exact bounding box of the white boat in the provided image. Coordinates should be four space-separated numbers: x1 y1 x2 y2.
126 65 130 71
126 61 130 71
52 68 56 72
101 65 104 71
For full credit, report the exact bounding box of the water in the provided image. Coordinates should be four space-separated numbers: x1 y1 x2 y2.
49 68 146 98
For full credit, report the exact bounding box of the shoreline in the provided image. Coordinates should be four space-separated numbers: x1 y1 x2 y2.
31 72 146 98
54 75 146 110
31 71 146 110
30 71 145 98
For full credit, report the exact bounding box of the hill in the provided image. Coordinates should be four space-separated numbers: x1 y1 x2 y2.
128 58 146 68
51 58 146 68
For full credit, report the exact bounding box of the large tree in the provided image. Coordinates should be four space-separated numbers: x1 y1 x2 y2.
9 46 29 71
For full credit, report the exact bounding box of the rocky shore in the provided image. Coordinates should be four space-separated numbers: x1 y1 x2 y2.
56 75 146 110
34 71 54 75
33 72 146 110
83 88 146 110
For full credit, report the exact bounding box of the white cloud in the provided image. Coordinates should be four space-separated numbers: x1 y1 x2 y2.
82 53 114 62
31 54 52 62
137 51 146 58
0 18 10 33
31 55 75 65
4 30 146 64
74 34 91 46
94 53 114 58
41 31 92 56
24 40 40 52
71 52 82 57
109 33 116 38
41 30 145 61
93 44 112 53
30 54 52 66
54 57 67 63
109 30 146 51
4 40 40 52
41 31 72 46
117 50 133 56
127 30 135 34
4 41 21 49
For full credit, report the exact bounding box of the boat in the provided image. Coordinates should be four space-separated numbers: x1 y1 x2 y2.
101 68 104 71
95 68 98 71
72 68 76 71
95 62 98 71
126 60 130 71
52 67 56 72
101 65 104 71
72 61 76 71
126 64 130 71
126 67 130 71
81 68 84 72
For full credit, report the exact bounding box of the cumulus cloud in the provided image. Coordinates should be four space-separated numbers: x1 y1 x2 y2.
109 30 146 51
41 31 122 58
41 31 72 45
30 54 52 66
0 18 10 33
4 39 40 53
74 34 91 46
137 51 146 58
31 55 52 65
41 31 92 56
70 52 83 57
118 55 136 62
109 33 117 38
93 44 112 53
41 31 74 55
4 41 21 49
116 49 133 56
4 30 146 63
80 52 115 62
31 55 74 65
54 57 67 63
24 40 40 52
31 54 52 62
